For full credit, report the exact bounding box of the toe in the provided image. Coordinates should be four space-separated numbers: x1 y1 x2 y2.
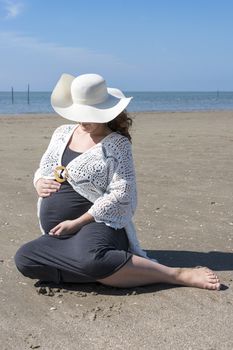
205 283 218 290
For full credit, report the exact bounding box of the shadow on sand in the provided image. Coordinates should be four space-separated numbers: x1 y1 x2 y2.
147 250 233 271
34 250 231 295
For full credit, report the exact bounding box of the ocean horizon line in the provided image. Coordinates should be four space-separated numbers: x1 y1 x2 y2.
1 91 233 114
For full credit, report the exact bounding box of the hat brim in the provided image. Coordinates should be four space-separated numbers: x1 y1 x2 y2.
51 74 132 123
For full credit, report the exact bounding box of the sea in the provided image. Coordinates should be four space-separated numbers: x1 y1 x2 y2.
0 91 233 114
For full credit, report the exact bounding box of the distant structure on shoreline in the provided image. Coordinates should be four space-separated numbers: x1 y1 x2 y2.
11 84 30 104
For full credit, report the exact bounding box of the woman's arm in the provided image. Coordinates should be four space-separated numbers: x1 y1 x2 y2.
88 138 137 229
33 125 68 192
49 212 94 236
33 125 69 188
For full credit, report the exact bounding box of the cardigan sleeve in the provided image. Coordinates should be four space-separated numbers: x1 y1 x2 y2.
88 138 137 229
33 125 67 187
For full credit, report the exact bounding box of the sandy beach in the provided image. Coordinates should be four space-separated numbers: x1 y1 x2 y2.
0 111 233 350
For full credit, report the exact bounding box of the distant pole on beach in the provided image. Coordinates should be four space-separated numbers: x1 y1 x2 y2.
27 84 30 104
11 87 14 104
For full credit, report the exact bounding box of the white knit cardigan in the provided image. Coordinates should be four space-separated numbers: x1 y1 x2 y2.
33 124 151 260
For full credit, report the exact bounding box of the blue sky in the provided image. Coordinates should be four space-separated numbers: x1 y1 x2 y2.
0 0 233 91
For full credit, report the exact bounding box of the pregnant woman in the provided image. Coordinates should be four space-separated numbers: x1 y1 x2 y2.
15 73 220 290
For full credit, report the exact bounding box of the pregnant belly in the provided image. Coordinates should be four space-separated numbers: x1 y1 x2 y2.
39 186 92 234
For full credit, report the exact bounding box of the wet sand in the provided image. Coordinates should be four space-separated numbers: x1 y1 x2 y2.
0 111 233 349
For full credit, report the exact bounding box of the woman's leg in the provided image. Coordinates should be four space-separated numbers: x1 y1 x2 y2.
97 255 221 290
14 234 98 283
14 240 61 283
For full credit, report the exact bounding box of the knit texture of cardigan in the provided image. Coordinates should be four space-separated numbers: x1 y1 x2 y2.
33 124 152 260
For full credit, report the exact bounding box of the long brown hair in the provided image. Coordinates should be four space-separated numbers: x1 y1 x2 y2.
107 110 133 142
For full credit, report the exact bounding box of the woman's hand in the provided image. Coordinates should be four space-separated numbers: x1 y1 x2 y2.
49 220 82 236
49 213 94 237
35 178 61 197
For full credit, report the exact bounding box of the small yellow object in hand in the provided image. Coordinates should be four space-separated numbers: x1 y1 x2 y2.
54 165 69 183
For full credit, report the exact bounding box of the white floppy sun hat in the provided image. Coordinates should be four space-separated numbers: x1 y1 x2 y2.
51 73 133 123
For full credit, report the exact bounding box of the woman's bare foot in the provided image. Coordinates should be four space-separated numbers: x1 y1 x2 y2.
174 267 221 290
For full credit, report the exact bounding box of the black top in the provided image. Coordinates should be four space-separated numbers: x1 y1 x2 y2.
39 146 92 234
